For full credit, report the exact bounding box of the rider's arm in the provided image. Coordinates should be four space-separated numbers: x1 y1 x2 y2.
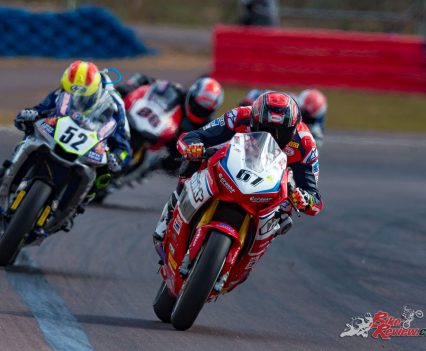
32 89 61 114
290 161 323 215
108 97 132 167
115 73 155 98
290 132 323 215
177 107 251 154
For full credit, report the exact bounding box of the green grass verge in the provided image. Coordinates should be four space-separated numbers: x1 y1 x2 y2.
1 87 425 133
0 112 14 127
221 86 426 133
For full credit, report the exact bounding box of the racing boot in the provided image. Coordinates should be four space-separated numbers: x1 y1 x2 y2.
153 191 179 242
0 160 12 184
276 214 293 236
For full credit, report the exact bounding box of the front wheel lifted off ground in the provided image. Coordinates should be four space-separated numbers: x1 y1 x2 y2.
171 231 232 331
0 180 51 266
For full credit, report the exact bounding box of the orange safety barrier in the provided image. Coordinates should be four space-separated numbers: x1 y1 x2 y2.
211 25 426 93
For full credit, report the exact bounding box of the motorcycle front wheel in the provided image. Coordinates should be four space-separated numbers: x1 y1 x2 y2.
153 281 177 323
0 180 52 266
171 231 232 331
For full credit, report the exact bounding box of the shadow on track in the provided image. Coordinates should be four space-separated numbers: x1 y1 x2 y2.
5 264 117 281
90 203 160 213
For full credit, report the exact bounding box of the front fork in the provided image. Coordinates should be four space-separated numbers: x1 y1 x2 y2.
2 178 54 242
179 207 251 294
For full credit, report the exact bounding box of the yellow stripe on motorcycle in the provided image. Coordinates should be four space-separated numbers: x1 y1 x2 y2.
133 147 144 163
36 206 51 227
168 252 177 270
10 190 26 210
238 214 251 247
197 199 219 228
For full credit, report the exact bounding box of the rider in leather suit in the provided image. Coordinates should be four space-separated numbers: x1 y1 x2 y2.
153 91 323 244
116 74 224 175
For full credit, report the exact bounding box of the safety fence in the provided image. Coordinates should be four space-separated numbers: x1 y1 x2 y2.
212 25 426 93
0 6 152 59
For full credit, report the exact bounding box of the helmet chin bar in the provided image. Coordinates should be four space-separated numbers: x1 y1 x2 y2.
256 122 296 149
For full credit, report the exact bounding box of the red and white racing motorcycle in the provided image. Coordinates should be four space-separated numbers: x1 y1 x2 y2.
95 81 182 201
153 131 293 330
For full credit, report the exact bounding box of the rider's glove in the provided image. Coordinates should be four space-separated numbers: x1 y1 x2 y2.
15 109 39 132
289 187 313 211
107 153 122 174
183 143 204 160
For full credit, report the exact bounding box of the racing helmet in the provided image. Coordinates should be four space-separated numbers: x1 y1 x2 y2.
60 60 103 114
297 89 327 124
239 89 265 107
185 77 224 125
251 91 301 149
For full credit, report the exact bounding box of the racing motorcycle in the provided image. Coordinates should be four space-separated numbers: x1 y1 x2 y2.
94 81 182 202
153 131 293 330
0 92 117 266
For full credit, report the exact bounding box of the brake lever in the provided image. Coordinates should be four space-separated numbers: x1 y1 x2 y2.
288 198 301 218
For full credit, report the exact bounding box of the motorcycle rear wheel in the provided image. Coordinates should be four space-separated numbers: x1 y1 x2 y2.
0 180 51 266
153 281 176 323
171 231 232 331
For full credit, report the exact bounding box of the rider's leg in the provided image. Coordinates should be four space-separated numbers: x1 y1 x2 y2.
60 171 112 232
0 160 13 183
0 138 27 184
153 161 199 241
153 181 183 241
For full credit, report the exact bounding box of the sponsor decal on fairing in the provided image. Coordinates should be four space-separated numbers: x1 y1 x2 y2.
218 173 235 193
40 122 55 136
87 151 102 162
190 172 205 203
249 196 273 203
172 214 183 234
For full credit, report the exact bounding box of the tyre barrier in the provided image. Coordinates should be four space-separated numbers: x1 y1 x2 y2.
212 25 426 94
0 6 153 58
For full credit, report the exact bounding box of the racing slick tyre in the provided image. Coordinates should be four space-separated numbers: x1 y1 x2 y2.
0 180 51 266
153 281 177 323
171 231 232 330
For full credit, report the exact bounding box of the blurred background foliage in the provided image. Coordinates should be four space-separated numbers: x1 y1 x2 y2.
2 0 425 34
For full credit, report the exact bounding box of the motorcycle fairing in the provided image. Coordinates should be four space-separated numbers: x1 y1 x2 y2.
178 168 215 224
127 83 182 139
219 133 286 195
161 132 289 299
54 117 99 156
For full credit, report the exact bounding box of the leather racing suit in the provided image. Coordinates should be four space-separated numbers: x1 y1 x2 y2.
177 106 323 216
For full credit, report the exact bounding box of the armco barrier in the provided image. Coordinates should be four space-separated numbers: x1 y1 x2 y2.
212 25 426 93
0 6 152 59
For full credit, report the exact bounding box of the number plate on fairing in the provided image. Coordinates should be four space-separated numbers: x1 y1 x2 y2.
221 133 287 195
54 117 99 156
128 83 180 138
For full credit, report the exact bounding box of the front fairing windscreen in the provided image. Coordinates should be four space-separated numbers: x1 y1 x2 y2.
239 132 284 173
223 132 287 194
147 81 180 112
56 91 115 131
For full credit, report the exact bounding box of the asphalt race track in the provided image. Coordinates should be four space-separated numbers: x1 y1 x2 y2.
0 126 425 351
